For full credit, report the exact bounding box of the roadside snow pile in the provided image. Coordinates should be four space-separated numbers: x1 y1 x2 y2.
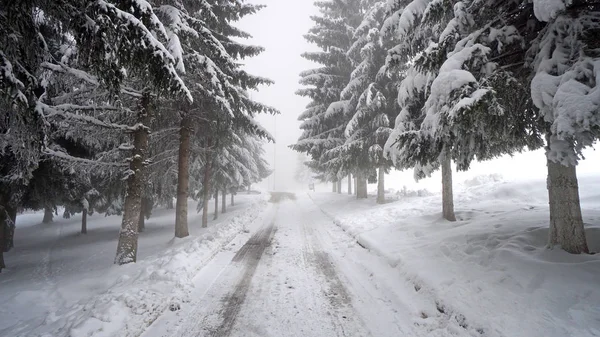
313 174 600 337
60 200 267 337
1 196 267 337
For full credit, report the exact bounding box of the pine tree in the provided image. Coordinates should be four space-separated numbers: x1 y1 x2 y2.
383 0 542 220
2 0 195 267
528 0 600 253
293 0 361 188
1 0 277 270
382 0 458 218
325 0 398 202
162 0 275 232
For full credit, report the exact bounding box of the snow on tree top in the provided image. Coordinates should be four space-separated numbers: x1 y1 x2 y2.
381 0 431 39
533 0 568 22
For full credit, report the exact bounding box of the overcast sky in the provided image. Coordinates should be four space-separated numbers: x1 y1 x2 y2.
237 0 600 193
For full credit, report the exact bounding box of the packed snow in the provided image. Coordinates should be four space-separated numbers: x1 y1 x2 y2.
3 149 600 337
311 172 600 337
0 194 268 337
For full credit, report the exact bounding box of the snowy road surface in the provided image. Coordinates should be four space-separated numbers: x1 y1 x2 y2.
143 192 480 337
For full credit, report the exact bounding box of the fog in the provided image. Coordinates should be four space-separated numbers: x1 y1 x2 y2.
237 1 600 193
237 0 318 191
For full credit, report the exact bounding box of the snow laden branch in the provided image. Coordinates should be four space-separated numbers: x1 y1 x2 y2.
43 148 128 167
39 103 146 132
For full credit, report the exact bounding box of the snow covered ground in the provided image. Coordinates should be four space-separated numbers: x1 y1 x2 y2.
0 194 268 337
312 173 600 337
3 168 600 337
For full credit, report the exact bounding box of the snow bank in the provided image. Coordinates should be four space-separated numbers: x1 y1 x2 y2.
62 201 267 337
312 174 600 337
0 195 268 337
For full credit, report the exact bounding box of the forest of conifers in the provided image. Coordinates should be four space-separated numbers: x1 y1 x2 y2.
0 0 276 271
292 0 599 255
2 0 599 274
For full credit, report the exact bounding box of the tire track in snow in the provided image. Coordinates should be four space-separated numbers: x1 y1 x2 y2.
300 219 365 337
203 194 371 337
307 193 488 337
209 217 276 337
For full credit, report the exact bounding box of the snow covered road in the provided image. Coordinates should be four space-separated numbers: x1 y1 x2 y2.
143 192 481 337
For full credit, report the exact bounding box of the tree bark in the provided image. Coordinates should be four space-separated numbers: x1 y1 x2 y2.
43 207 53 224
213 190 219 220
115 93 152 265
337 180 342 194
8 207 16 227
354 177 358 197
81 209 87 234
202 139 212 228
332 181 337 193
4 205 16 251
377 167 385 204
357 174 368 199
547 158 589 253
138 200 145 233
231 191 234 206
348 175 352 195
175 116 191 238
0 206 6 272
221 188 226 214
441 153 456 221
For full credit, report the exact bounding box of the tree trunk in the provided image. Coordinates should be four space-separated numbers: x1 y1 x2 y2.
441 153 456 221
348 175 352 195
202 139 212 228
354 177 358 197
0 206 6 272
115 93 152 265
166 198 174 209
213 190 219 220
43 207 53 224
81 209 87 234
377 167 385 204
175 116 191 238
8 207 16 227
547 158 589 253
4 205 16 251
231 191 234 206
357 174 368 199
337 180 342 194
138 200 145 233
221 188 226 214
332 181 337 193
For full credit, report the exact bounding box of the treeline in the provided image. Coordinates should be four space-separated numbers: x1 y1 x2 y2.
0 0 276 271
293 0 599 254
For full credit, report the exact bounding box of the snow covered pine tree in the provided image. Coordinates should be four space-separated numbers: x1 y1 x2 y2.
529 0 600 253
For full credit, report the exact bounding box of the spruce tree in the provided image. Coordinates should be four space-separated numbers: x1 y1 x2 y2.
326 1 397 202
383 0 542 220
528 0 600 253
293 0 361 189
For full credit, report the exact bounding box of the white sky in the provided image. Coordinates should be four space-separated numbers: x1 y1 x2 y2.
237 0 318 191
237 0 600 193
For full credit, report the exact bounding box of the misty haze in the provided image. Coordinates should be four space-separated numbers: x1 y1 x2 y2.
1 0 599 337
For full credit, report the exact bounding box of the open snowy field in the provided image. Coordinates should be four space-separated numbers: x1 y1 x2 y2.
0 194 268 337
